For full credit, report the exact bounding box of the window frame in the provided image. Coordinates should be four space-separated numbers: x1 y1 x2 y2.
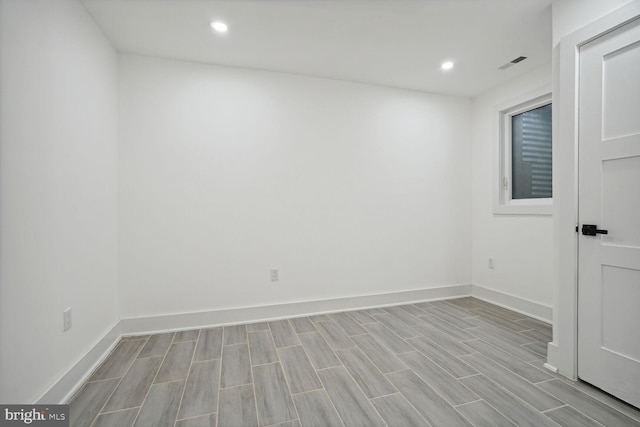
494 88 553 215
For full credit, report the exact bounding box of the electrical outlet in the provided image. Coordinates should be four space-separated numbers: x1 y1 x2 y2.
63 308 72 332
270 268 279 282
488 258 495 269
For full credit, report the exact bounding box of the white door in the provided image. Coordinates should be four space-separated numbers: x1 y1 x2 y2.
578 17 640 408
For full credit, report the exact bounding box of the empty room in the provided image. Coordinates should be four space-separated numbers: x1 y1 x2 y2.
1 0 639 426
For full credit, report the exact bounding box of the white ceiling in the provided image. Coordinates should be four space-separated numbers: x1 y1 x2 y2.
82 0 552 97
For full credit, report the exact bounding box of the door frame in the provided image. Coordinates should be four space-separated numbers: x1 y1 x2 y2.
547 0 640 380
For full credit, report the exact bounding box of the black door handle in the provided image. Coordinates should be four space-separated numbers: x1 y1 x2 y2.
582 224 608 236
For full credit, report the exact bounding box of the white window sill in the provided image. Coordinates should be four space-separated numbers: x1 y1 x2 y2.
494 201 553 216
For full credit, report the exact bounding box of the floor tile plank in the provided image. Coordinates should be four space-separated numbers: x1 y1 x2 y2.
273 420 300 427
176 413 217 427
413 301 434 310
443 297 476 310
93 408 139 427
362 323 413 354
90 340 145 381
419 314 476 341
248 330 279 366
397 304 431 317
317 366 385 427
398 351 478 405
351 333 406 373
347 310 378 325
522 341 547 358
178 359 220 419
460 374 559 427
537 380 640 427
469 327 540 361
430 300 478 319
133 380 184 427
253 363 297 426
460 353 562 411
223 325 247 345
194 328 223 362
472 308 529 332
455 400 516 427
289 317 317 334
372 313 421 339
464 339 552 383
469 301 528 322
69 379 119 427
269 320 300 348
247 322 270 332
314 321 355 350
277 346 322 394
138 333 174 358
335 348 396 398
471 317 536 345
557 379 640 422
410 323 474 356
218 384 257 427
297 331 342 369
103 357 162 411
383 306 423 325
544 405 603 427
515 318 553 335
520 328 552 343
174 330 200 343
370 393 429 427
154 341 196 384
293 390 343 427
421 305 479 329
220 343 251 388
329 312 367 336
406 337 477 379
386 370 472 427
308 314 331 323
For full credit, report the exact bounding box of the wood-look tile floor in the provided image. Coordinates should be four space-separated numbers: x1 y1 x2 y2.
69 297 640 427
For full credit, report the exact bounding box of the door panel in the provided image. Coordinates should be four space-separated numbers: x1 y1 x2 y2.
602 40 640 140
578 17 640 408
602 155 640 247
601 265 640 361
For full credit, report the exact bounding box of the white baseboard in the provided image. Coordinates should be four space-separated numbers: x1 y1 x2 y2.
545 341 577 380
36 321 121 404
471 285 552 323
35 284 470 403
120 284 472 335
39 282 559 404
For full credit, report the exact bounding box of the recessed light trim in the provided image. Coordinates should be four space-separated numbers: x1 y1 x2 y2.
441 61 454 71
211 21 228 33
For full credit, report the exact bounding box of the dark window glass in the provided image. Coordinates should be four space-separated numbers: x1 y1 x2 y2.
511 103 552 199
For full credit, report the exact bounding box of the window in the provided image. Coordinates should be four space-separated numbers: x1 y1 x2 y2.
495 91 552 215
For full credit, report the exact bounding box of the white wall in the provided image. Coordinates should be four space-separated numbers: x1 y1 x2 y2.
119 55 471 319
552 0 634 46
0 0 119 403
471 63 553 310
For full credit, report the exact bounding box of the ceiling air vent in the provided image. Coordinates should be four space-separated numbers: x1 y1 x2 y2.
498 56 528 70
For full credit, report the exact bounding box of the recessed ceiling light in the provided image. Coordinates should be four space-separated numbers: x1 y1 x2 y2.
441 61 454 71
211 21 228 33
